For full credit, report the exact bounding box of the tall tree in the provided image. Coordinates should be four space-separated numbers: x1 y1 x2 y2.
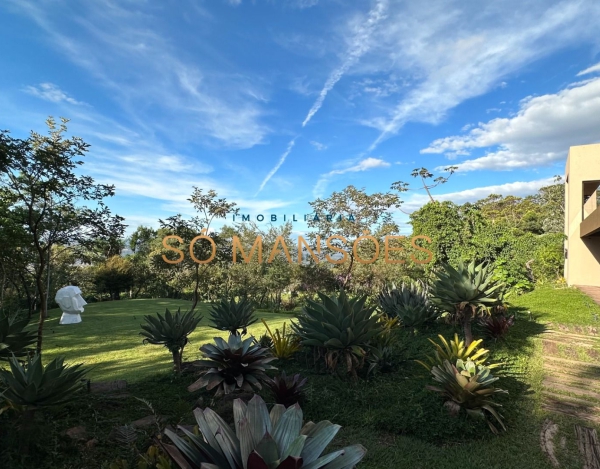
0 118 125 354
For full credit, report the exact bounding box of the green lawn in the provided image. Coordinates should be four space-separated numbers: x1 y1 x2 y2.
509 285 600 325
42 299 291 382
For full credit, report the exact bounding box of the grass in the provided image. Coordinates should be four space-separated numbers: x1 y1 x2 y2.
41 298 291 382
509 285 600 325
2 288 599 468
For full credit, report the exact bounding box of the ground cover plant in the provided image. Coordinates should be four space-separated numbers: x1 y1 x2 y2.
0 288 596 469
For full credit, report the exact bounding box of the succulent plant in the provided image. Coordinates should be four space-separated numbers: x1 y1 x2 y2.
267 371 307 408
378 281 438 327
431 261 506 345
209 298 257 336
416 333 500 372
478 314 515 340
0 354 87 411
0 311 37 360
366 345 398 376
188 335 276 397
163 394 366 469
262 320 301 360
256 332 273 349
427 358 508 434
140 308 202 374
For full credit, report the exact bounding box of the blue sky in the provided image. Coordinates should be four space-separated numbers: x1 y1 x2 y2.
1 0 600 235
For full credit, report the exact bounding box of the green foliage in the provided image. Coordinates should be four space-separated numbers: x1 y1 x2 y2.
140 308 202 374
256 332 274 349
378 281 438 327
416 334 500 372
188 334 276 397
262 319 301 359
164 394 366 469
208 297 257 336
0 354 86 411
267 371 308 408
0 311 37 360
291 291 384 379
431 261 505 344
427 359 508 434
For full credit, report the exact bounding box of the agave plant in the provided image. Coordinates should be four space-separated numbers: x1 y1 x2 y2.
416 333 500 372
256 332 273 349
478 314 515 340
0 354 87 413
163 394 366 469
262 320 301 360
140 308 203 374
0 312 37 360
431 261 506 345
378 281 438 327
427 358 508 434
209 298 257 336
188 335 276 397
267 371 307 408
366 346 398 376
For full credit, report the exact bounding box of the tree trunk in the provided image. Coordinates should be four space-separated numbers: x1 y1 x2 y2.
191 264 200 312
172 349 182 374
462 306 474 346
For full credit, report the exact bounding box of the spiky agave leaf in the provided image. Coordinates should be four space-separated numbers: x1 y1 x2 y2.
209 298 257 336
0 312 37 360
188 335 277 397
378 281 438 327
0 353 87 410
140 308 202 352
426 359 508 434
164 394 367 469
290 291 383 378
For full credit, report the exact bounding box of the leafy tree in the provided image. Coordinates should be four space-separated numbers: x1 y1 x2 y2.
391 166 457 203
93 255 134 300
0 118 125 353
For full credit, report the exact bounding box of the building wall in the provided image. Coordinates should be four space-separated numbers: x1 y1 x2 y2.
565 144 600 287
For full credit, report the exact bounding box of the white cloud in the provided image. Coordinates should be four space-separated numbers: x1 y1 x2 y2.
422 77 600 171
360 0 600 150
302 0 388 127
313 157 390 197
577 62 600 76
256 139 296 195
24 83 85 105
310 140 327 151
402 177 555 213
288 0 319 8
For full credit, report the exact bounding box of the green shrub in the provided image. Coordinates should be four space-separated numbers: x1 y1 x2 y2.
208 297 257 336
378 281 438 327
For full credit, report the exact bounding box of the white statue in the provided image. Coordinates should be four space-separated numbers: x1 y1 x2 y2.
56 286 87 325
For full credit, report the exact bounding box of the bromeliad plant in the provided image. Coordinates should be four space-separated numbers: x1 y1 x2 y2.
188 335 276 397
0 311 37 360
209 297 257 336
416 333 500 372
478 314 515 340
290 291 383 379
163 394 366 469
0 354 87 414
431 261 506 346
378 281 438 327
267 371 307 408
140 308 202 374
427 358 508 434
261 319 301 360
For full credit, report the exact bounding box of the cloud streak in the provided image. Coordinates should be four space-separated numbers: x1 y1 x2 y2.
313 157 390 197
301 0 388 127
24 83 85 105
256 139 296 195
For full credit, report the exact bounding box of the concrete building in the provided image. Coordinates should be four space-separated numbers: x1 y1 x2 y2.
564 144 600 287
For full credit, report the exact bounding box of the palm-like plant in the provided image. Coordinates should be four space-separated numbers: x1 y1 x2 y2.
140 308 202 374
261 320 301 359
267 371 307 408
0 354 87 413
478 314 515 340
427 359 508 434
188 335 276 397
163 394 366 469
378 281 438 327
209 298 257 336
290 291 383 379
0 312 37 360
431 261 506 345
416 333 500 372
